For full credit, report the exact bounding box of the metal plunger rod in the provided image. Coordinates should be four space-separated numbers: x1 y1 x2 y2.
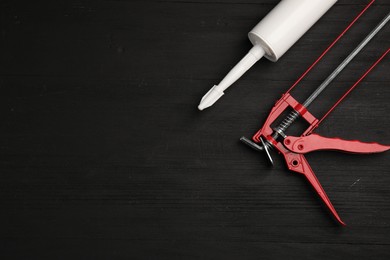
275 12 390 135
303 12 390 107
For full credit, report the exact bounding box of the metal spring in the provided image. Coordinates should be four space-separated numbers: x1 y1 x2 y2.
277 110 300 133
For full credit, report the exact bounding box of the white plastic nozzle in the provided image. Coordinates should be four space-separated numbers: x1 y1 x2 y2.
198 0 337 110
198 45 265 110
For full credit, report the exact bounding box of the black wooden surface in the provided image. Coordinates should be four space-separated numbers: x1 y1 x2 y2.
1 0 390 259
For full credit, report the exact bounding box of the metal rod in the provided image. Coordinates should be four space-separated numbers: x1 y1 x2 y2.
275 12 390 135
240 136 264 151
285 0 376 94
314 47 390 131
303 12 390 107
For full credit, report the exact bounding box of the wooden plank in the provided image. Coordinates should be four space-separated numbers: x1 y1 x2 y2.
0 0 389 259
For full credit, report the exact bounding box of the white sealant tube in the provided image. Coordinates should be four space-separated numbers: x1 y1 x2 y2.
198 0 338 110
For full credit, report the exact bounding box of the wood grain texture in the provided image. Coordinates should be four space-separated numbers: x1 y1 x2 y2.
0 0 389 259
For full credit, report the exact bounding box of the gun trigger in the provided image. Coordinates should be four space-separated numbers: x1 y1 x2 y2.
278 146 346 226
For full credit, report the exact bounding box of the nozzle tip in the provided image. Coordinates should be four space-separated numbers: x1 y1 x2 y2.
198 85 224 111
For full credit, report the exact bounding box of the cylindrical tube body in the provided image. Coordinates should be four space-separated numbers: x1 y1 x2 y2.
249 0 337 62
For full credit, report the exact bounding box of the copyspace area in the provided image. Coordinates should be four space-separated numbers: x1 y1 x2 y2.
0 0 389 259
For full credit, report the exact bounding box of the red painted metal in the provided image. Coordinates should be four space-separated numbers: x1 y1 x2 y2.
252 93 318 143
247 0 390 225
284 134 390 154
251 48 389 225
276 143 346 226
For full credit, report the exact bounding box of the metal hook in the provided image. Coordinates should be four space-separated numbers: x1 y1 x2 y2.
240 136 274 166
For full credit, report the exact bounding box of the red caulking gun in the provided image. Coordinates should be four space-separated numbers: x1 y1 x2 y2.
240 3 390 225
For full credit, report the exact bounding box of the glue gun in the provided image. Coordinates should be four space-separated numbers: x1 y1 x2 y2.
241 8 390 225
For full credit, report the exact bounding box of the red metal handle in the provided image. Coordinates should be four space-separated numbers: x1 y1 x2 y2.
284 134 390 154
276 143 346 226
